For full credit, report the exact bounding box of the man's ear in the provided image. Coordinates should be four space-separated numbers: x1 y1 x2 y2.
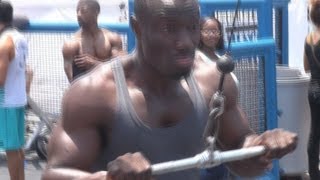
130 15 142 39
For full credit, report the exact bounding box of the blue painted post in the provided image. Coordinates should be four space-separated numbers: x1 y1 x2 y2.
128 0 135 52
273 0 291 65
258 0 273 37
27 21 130 33
231 38 279 180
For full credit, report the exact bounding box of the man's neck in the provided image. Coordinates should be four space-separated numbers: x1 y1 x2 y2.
81 23 100 36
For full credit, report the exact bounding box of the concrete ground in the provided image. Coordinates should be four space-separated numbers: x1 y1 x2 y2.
0 152 45 180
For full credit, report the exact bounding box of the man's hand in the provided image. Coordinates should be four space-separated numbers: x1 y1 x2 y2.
74 54 100 70
107 152 152 180
242 129 298 170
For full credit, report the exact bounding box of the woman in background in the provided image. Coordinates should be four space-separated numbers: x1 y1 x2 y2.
304 1 320 179
197 17 225 63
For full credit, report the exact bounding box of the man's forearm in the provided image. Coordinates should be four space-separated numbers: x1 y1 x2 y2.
225 134 267 178
42 168 107 180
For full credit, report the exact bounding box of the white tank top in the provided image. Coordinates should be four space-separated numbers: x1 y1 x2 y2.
0 28 28 108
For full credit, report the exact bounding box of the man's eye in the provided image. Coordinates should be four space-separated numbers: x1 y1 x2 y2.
80 9 88 14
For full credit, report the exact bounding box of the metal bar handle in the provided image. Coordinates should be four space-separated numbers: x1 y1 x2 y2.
152 146 265 175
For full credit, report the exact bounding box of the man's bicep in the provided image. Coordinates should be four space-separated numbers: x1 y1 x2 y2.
47 89 104 170
62 43 76 82
216 75 253 150
62 41 78 62
0 36 13 86
218 105 252 149
47 120 102 171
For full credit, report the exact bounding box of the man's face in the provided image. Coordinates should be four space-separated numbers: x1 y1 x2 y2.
139 0 200 79
76 2 97 27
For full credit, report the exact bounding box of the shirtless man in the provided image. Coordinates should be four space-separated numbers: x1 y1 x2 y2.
63 0 124 82
42 0 297 179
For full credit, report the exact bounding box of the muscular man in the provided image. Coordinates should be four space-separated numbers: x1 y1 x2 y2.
42 0 297 180
0 1 28 180
63 0 124 82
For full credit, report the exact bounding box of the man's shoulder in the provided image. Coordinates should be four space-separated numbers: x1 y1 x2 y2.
100 28 112 34
63 30 81 45
63 63 117 121
68 60 117 99
193 56 218 78
192 56 239 105
0 33 14 51
63 36 79 46
0 32 11 42
193 57 227 95
101 28 121 41
73 60 114 87
62 38 79 57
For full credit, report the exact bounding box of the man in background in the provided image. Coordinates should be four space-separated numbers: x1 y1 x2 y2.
0 1 28 180
63 0 125 82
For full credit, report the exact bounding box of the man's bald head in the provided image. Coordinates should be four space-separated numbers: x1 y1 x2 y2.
77 0 100 14
134 0 199 23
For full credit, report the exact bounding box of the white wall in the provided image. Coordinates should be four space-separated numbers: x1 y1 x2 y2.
288 0 309 69
8 0 128 23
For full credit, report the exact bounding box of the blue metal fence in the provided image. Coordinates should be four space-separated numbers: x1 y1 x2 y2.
231 38 279 180
273 0 290 64
199 0 273 38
